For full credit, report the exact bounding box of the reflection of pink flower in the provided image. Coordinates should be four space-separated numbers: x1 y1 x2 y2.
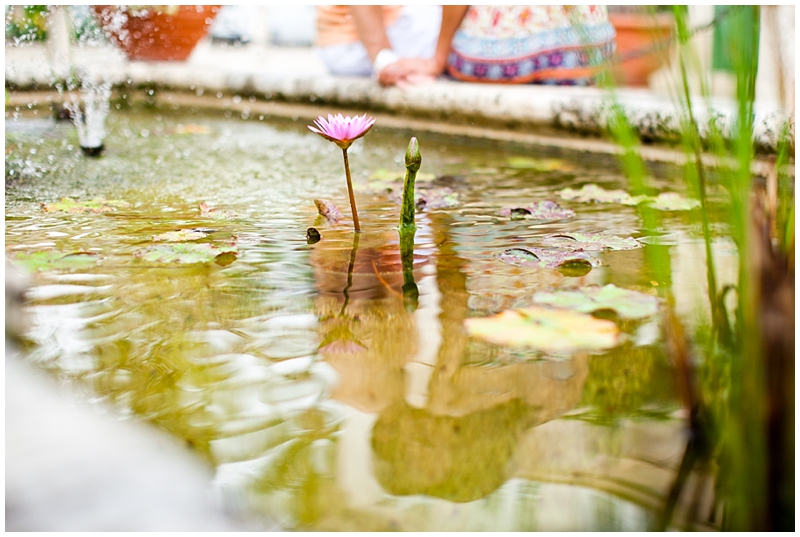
308 113 376 150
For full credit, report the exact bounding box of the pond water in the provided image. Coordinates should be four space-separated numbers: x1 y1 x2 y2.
6 102 736 531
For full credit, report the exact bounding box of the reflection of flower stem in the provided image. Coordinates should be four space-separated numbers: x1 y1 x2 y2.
400 227 418 312
342 148 361 233
340 231 361 316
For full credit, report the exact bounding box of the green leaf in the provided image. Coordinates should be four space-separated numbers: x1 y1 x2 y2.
464 305 620 352
498 200 575 221
153 229 209 242
505 157 573 171
370 168 435 184
532 284 660 320
497 247 601 269
9 250 99 272
540 232 643 251
415 186 460 209
558 184 643 205
645 192 701 211
198 202 238 219
134 242 238 265
40 197 131 213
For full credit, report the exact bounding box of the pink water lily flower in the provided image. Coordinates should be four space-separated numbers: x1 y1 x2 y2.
308 113 376 150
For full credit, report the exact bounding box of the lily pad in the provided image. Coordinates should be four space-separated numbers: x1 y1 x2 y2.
134 242 238 265
646 192 701 211
314 198 344 223
9 250 99 272
370 168 436 184
532 284 660 320
153 229 209 242
199 202 238 220
497 247 601 269
41 197 131 213
540 233 643 251
464 305 619 352
498 200 575 221
171 124 210 135
415 186 460 210
558 184 644 206
505 157 573 172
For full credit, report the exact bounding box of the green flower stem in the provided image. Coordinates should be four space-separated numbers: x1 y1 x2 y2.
399 137 421 230
342 148 361 233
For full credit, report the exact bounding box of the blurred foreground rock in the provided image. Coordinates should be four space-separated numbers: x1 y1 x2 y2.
5 262 270 531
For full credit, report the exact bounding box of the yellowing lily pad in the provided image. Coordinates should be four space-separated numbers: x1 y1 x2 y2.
9 250 100 272
646 192 701 211
540 233 643 251
153 229 209 242
505 157 573 172
498 200 575 221
464 305 619 352
532 284 660 320
558 184 643 205
497 247 601 269
134 242 238 265
41 198 131 213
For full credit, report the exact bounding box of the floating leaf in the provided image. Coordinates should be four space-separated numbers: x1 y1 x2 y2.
41 197 131 213
153 229 208 242
505 157 573 172
646 192 701 211
415 186 460 209
370 168 436 184
465 305 619 352
171 124 210 135
558 184 643 206
9 250 99 272
540 233 643 251
497 247 601 269
532 284 660 320
134 242 238 265
314 198 344 223
199 202 238 220
498 200 575 221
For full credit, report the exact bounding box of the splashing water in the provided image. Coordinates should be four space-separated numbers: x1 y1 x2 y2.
64 77 112 153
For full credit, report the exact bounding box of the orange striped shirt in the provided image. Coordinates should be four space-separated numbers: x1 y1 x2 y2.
315 6 403 47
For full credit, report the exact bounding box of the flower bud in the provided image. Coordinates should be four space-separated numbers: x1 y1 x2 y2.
405 137 421 172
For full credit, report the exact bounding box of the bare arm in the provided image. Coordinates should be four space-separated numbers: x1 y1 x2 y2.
377 5 469 87
349 6 392 62
431 6 470 73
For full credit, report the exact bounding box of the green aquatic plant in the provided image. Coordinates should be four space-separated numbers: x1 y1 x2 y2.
399 137 421 231
595 5 794 530
308 114 376 233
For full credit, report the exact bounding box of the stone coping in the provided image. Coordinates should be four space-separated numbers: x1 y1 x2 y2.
5 41 794 153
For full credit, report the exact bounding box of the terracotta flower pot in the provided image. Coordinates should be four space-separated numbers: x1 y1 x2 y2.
93 5 220 62
609 12 675 87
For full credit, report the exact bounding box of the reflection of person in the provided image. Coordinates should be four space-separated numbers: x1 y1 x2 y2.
314 5 442 82
378 5 616 87
371 399 536 503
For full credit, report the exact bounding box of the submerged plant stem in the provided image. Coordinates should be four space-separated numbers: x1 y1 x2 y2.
342 148 361 233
